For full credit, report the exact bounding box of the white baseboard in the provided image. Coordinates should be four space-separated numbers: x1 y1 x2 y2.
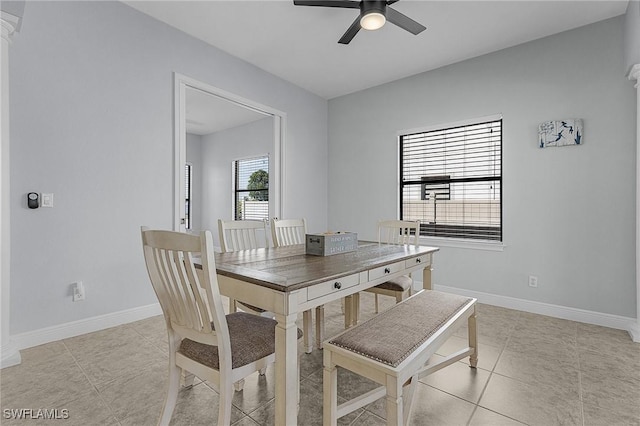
8 303 163 356
0 342 22 369
434 284 639 342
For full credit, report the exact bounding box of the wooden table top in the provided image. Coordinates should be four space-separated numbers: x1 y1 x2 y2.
213 241 439 293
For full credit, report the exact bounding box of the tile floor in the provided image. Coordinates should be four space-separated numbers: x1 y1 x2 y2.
1 292 639 426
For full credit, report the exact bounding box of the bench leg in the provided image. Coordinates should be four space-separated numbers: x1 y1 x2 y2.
468 306 478 368
323 350 338 426
385 375 404 426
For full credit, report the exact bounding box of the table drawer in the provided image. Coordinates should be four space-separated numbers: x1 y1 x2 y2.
405 254 429 269
369 261 405 281
307 273 360 300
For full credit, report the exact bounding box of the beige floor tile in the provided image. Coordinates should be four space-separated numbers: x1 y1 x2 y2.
581 371 640 419
514 311 578 343
577 323 640 356
98 361 167 421
420 354 491 404
436 335 501 371
582 402 640 426
169 382 246 426
64 325 168 388
0 390 118 426
245 377 361 426
299 347 324 380
349 410 386 425
407 383 476 425
468 407 526 425
4 303 640 426
231 416 262 426
228 368 276 414
0 348 95 409
494 346 579 391
479 373 582 425
128 314 169 351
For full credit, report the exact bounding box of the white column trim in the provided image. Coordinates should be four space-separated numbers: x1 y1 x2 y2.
0 10 21 368
629 63 640 342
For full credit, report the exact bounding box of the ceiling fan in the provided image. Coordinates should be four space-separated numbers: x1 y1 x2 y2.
293 0 426 45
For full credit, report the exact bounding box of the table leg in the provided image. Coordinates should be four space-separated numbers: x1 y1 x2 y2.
303 310 313 353
422 255 433 290
274 312 299 426
315 305 325 351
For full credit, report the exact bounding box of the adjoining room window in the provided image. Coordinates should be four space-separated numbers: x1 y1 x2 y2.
185 162 193 230
399 117 502 242
234 155 269 221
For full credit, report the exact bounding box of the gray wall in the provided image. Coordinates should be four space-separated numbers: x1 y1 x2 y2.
9 1 327 334
328 17 636 317
625 0 640 71
199 117 274 248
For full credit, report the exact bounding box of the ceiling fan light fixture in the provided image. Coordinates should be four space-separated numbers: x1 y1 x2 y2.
360 11 385 30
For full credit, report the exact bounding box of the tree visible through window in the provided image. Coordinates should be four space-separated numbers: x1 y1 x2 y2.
234 156 269 220
399 117 502 242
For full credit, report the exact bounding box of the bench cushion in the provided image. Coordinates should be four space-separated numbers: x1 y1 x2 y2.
328 291 472 368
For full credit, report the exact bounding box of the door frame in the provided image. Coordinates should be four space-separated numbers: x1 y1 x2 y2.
173 73 286 232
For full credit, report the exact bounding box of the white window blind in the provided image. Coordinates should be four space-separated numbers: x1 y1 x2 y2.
400 118 502 241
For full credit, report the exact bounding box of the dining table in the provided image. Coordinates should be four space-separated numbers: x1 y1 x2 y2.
211 240 439 426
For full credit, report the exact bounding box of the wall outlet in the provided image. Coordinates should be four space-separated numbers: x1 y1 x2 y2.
528 275 538 288
72 281 85 301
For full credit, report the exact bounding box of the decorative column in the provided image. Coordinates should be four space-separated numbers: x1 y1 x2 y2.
0 9 21 368
631 64 640 343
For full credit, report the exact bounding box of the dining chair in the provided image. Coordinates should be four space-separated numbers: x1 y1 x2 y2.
270 218 319 353
218 219 269 252
141 227 278 426
271 218 307 246
365 220 420 313
218 219 271 316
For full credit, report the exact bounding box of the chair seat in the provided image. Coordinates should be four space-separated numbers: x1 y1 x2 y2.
372 275 412 292
179 312 301 370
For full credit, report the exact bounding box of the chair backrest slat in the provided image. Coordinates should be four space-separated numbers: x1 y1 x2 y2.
271 218 307 247
218 219 268 252
378 220 420 246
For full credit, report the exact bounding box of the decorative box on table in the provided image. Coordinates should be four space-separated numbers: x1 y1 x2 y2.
305 232 358 256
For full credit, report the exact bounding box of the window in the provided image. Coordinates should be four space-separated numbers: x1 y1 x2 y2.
399 117 502 242
185 162 193 230
234 155 269 221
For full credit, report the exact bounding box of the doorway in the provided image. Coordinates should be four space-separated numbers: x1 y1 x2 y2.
174 73 286 239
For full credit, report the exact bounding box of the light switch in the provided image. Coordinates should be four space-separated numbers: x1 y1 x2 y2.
41 193 53 208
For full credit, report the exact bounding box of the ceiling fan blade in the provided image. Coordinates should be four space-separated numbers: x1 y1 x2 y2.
338 16 361 44
293 0 360 9
386 7 426 35
386 0 400 4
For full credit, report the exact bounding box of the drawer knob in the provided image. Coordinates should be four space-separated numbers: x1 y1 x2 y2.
416 258 422 264
334 282 342 289
384 267 391 274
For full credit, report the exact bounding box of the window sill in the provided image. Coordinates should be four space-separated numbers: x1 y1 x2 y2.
419 236 505 252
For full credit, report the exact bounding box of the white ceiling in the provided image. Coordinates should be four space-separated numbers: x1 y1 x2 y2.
185 87 268 135
124 0 628 100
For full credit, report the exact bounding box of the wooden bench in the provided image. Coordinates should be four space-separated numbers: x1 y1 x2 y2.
322 290 478 426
